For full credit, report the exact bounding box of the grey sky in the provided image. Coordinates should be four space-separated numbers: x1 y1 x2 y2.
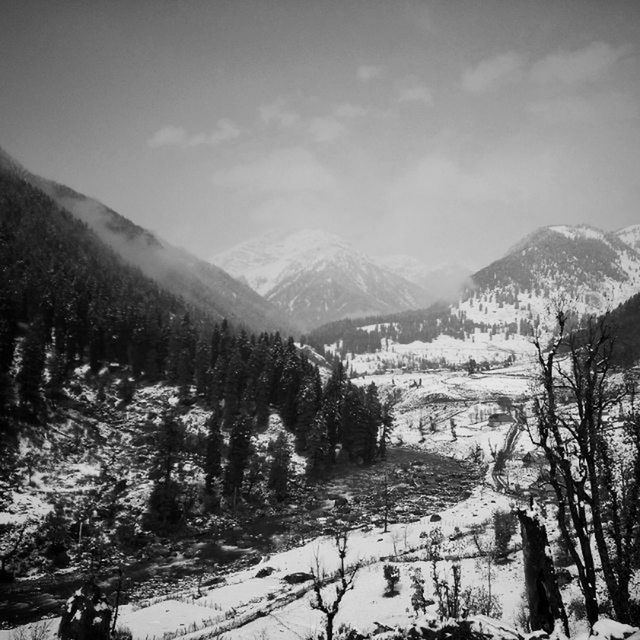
2 0 639 270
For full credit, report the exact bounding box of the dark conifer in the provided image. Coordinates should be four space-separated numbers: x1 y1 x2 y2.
268 432 291 501
223 412 253 498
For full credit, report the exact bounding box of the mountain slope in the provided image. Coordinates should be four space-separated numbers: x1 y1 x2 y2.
0 147 295 336
376 254 470 302
213 229 430 330
455 224 640 330
616 223 640 253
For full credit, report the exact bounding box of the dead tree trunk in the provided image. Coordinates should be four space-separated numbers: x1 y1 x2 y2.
517 508 569 637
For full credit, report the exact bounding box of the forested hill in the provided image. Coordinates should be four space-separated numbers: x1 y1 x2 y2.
0 168 202 412
0 146 296 336
608 290 640 366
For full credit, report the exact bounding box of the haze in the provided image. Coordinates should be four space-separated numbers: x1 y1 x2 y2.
2 0 639 271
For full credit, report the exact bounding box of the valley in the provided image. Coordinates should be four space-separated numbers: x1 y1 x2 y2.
1 363 541 639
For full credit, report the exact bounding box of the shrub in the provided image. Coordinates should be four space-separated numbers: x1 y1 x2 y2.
410 568 428 615
383 564 400 597
493 510 516 558
461 585 502 618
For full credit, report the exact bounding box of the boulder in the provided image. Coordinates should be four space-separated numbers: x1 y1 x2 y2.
283 571 314 584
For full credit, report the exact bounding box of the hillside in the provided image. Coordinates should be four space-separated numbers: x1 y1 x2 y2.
213 229 431 331
0 147 295 336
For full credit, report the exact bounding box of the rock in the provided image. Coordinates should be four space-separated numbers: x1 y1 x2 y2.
430 514 442 522
283 571 314 584
334 496 349 508
255 566 275 578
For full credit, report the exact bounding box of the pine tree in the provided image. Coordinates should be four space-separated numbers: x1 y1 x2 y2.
254 358 272 432
146 409 186 531
16 319 47 415
295 372 320 451
223 412 253 498
278 338 300 430
307 411 331 479
0 316 16 412
204 405 223 494
222 345 244 429
268 433 291 501
323 362 346 454
363 383 382 464
150 409 185 484
193 331 212 397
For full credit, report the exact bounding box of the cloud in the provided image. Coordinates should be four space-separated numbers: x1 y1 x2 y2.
527 92 639 124
212 147 335 193
531 41 630 84
148 119 240 148
397 83 433 105
333 103 369 119
461 52 524 92
387 149 561 215
259 98 300 128
357 65 384 82
308 117 345 143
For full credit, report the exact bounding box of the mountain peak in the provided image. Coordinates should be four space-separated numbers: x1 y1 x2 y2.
213 229 429 330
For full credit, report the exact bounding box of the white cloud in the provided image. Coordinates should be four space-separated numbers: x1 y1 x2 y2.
387 149 561 215
212 147 335 193
308 117 345 143
148 119 240 148
259 98 300 128
527 92 639 124
333 103 369 118
397 83 433 105
357 64 384 82
462 52 524 93
531 41 630 84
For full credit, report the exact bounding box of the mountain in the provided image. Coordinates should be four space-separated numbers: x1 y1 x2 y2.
0 147 295 336
454 224 640 332
308 223 640 365
376 254 471 302
213 229 430 330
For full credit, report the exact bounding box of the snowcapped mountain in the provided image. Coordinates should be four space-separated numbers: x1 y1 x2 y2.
213 229 430 330
376 254 471 302
453 223 640 334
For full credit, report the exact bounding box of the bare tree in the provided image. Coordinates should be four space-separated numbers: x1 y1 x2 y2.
310 530 359 640
528 310 638 624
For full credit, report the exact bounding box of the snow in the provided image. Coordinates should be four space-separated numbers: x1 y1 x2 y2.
213 229 359 296
548 225 608 242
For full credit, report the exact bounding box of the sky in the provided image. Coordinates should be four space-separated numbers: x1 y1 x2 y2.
1 0 640 271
